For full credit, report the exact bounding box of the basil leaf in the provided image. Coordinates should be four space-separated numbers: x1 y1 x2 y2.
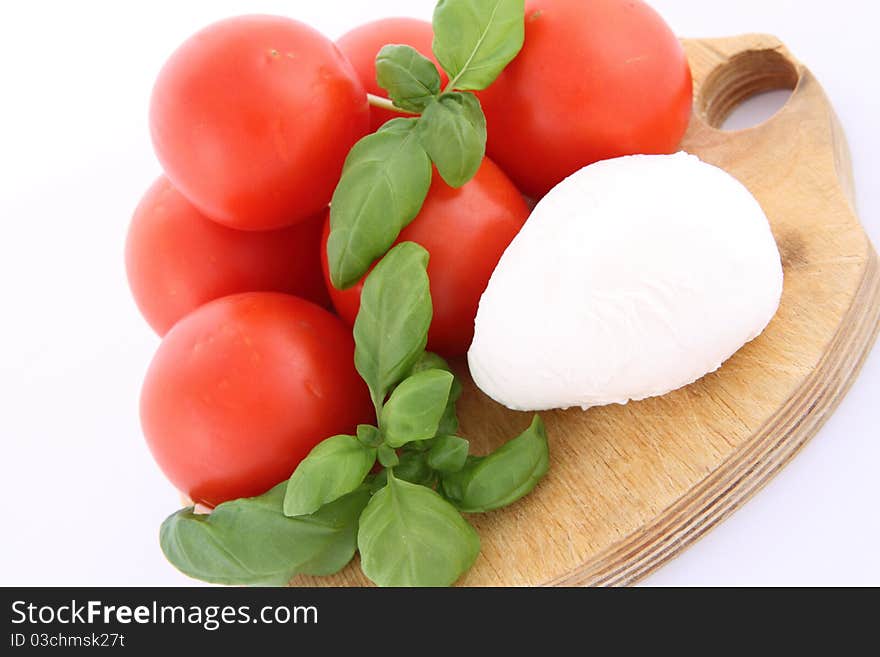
377 444 400 468
408 351 461 435
160 484 370 585
437 406 459 436
432 0 525 91
409 351 453 376
439 455 482 503
376 44 442 112
358 473 480 587
354 242 432 408
356 424 383 448
438 372 463 436
441 415 548 513
428 435 470 473
419 93 486 187
283 435 376 517
327 119 431 289
381 369 454 448
402 438 434 453
394 451 435 487
368 468 388 494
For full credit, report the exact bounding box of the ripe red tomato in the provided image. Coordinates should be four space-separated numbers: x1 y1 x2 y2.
126 176 330 336
140 292 373 507
336 18 447 132
479 0 693 198
150 16 369 231
321 158 529 356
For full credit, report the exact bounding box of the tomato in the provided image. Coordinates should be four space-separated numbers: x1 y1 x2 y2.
126 177 330 336
150 16 369 230
140 292 373 507
479 0 693 198
322 158 529 356
336 18 447 132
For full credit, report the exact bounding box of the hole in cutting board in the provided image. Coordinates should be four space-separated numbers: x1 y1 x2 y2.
721 89 793 131
699 49 799 130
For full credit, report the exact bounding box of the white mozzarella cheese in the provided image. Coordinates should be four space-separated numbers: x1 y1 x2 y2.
467 153 783 412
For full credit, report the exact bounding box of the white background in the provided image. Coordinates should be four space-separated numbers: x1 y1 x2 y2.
0 0 877 587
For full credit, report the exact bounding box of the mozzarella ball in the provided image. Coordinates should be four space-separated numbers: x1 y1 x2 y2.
468 153 783 411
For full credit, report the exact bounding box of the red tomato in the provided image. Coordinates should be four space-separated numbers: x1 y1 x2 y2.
322 158 529 357
336 18 447 132
125 176 330 336
150 16 369 230
140 292 373 507
479 0 693 198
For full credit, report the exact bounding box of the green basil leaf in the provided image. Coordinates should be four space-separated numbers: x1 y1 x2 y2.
394 451 435 487
402 438 434 453
441 415 548 513
439 455 482 503
432 0 525 91
438 371 463 436
368 468 388 494
356 424 383 448
358 473 480 587
428 435 470 473
160 484 370 585
283 435 376 517
381 369 454 448
437 405 459 436
419 92 486 187
354 242 432 408
408 352 462 435
376 44 442 112
327 119 432 289
409 351 453 376
377 444 400 468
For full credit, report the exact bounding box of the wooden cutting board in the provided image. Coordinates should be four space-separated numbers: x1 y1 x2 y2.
295 34 880 587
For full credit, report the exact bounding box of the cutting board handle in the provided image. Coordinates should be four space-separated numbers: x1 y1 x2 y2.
682 34 856 209
687 34 802 129
695 35 803 128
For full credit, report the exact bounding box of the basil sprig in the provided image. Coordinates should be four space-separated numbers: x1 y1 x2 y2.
327 120 432 290
353 242 432 411
358 472 480 587
283 435 376 517
158 0 546 588
409 351 463 436
160 484 369 586
441 415 549 513
419 92 487 187
433 0 525 91
376 45 442 112
326 0 526 287
427 435 470 473
295 244 547 587
381 369 455 447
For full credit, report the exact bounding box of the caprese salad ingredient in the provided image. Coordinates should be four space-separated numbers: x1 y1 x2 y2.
160 483 370 586
337 17 446 131
468 153 783 411
140 292 373 507
126 177 329 335
150 15 369 230
480 0 693 198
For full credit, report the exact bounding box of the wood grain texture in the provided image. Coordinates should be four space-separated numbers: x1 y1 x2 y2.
294 34 880 587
